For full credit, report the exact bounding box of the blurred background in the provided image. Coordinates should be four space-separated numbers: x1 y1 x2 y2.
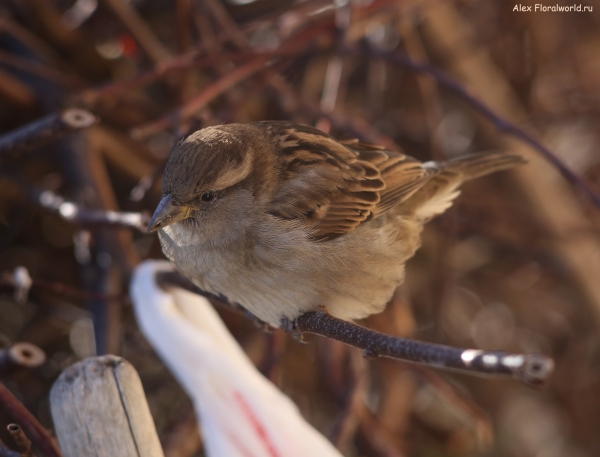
1 0 600 456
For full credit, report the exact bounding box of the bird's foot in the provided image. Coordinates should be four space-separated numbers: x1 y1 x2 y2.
316 305 331 316
363 348 380 359
280 316 307 344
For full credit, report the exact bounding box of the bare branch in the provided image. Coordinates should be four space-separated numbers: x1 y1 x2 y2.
290 309 553 387
7 424 34 457
0 270 130 304
155 270 554 387
0 109 97 158
101 0 172 65
350 44 600 210
0 383 62 457
33 188 149 232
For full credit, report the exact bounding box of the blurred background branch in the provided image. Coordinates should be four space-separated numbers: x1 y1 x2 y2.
1 0 599 456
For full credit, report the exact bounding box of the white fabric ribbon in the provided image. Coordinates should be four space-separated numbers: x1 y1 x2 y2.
130 260 342 457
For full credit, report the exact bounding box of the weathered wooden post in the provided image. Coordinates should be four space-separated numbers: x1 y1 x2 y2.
49 355 164 457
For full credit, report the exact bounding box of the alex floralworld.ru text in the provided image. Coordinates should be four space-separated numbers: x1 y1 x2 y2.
513 3 593 11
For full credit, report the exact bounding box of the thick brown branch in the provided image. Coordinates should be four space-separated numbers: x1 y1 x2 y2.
0 109 97 158
290 310 553 387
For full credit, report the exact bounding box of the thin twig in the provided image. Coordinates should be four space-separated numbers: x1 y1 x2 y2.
330 350 368 451
101 0 172 65
0 17 67 69
0 271 130 304
32 187 149 232
412 368 493 449
358 406 406 457
0 69 36 110
131 55 272 139
129 161 166 202
398 14 446 161
351 45 600 210
7 424 33 457
0 109 97 158
81 17 333 105
269 77 398 148
129 13 336 139
203 0 248 49
175 0 193 53
161 406 202 457
0 50 83 88
0 383 62 457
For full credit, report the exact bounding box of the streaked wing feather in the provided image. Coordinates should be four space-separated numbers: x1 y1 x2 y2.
344 141 432 217
259 122 432 240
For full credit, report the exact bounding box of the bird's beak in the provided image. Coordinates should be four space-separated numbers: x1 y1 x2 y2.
147 194 194 232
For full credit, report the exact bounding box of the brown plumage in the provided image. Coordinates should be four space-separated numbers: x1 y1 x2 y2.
150 121 525 326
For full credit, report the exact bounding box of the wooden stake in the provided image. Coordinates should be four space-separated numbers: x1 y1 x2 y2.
50 356 164 457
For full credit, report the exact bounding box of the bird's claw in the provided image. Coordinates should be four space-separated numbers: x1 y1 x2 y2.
363 348 379 359
280 316 307 344
316 305 330 316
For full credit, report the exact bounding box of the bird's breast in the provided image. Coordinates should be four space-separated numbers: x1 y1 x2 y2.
157 214 422 326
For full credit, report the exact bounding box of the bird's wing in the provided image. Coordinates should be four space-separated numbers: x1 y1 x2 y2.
343 139 432 217
257 122 431 240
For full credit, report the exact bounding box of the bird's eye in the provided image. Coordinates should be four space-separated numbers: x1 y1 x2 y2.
201 190 216 202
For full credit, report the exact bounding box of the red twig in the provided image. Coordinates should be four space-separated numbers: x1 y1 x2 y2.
0 383 62 457
131 55 272 139
102 0 171 65
81 18 333 104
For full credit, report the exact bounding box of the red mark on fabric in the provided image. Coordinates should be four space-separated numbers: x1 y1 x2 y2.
233 390 281 457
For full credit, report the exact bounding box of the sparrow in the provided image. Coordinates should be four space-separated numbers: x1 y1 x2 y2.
148 121 525 327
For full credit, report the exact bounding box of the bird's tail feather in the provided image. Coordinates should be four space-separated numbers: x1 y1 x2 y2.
436 151 527 181
410 151 525 221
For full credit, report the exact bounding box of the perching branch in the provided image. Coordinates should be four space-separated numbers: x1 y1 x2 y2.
290 310 553 387
156 270 554 387
0 109 97 158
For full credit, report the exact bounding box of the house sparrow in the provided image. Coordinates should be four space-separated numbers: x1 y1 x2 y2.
148 121 525 327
